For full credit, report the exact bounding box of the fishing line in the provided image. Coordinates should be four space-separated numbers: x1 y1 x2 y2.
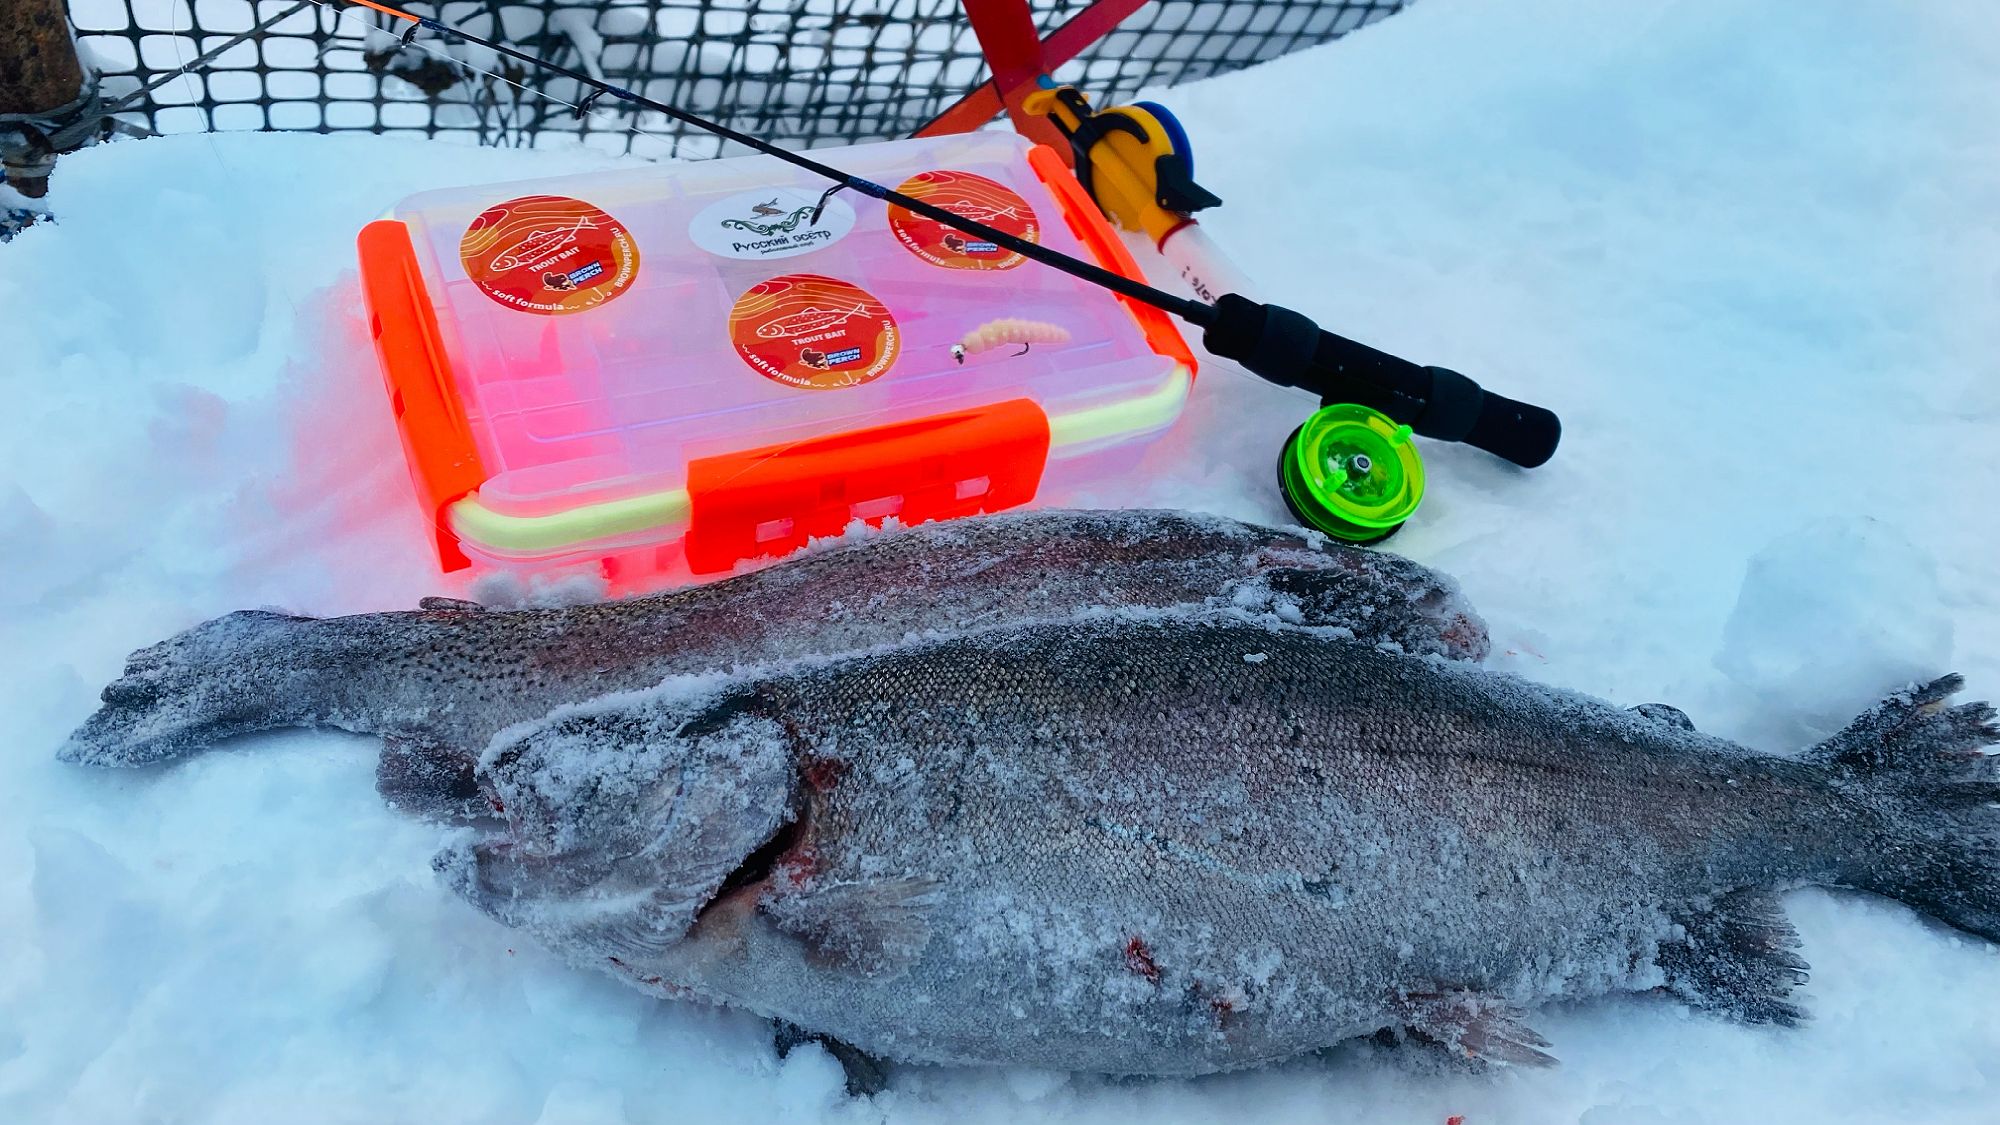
302 0 1561 471
306 1 597 135
325 0 1218 328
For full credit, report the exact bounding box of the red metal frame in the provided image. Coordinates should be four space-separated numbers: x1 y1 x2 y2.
919 0 1149 154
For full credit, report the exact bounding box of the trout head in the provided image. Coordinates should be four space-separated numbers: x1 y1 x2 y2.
437 685 798 960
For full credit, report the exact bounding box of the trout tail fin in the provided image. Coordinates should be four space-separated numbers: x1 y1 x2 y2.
1808 674 2000 942
59 609 320 767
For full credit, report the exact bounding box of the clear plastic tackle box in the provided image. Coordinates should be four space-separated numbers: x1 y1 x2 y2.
357 131 1195 581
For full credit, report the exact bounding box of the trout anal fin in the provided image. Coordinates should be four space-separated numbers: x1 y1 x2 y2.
1657 889 1810 1026
773 1020 889 1096
1391 990 1556 1068
375 735 484 821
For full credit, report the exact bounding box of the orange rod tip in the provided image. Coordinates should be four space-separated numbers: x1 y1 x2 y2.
344 0 419 22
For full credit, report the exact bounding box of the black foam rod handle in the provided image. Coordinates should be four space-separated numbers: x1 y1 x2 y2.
1462 389 1563 469
1201 294 1562 469
1417 366 1561 469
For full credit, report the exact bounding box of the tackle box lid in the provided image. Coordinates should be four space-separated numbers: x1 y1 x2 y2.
359 131 1194 575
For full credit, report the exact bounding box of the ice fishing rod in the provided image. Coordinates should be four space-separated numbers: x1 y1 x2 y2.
336 0 1561 470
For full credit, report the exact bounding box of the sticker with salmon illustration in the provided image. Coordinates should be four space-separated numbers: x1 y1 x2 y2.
886 171 1039 271
459 195 639 315
729 274 900 390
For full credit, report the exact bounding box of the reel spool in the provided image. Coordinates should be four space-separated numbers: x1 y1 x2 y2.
1278 403 1424 544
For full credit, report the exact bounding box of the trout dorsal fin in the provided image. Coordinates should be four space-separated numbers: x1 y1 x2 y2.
1239 561 1490 663
1629 702 1696 731
1658 889 1809 1026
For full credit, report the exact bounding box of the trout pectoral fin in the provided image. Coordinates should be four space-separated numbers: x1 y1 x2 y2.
1394 991 1557 1067
761 876 943 978
773 1021 890 1096
1658 889 1810 1026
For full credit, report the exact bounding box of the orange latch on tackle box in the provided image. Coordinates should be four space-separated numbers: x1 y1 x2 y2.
683 400 1050 574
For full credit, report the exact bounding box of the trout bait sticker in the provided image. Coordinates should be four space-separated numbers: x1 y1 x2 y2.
459 195 639 315
729 274 900 390
887 171 1039 271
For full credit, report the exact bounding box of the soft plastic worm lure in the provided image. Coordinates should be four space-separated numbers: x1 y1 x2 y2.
951 318 1071 363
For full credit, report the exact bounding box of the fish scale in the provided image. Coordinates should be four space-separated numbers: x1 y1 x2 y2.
59 510 1490 785
764 628 1787 1061
452 615 2000 1076
61 509 2000 1079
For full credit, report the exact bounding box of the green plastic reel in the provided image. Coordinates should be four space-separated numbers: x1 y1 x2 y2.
1277 403 1425 544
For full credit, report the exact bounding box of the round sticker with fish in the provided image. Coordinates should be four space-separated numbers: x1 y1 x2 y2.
689 187 857 261
729 274 900 390
459 194 639 315
886 171 1038 271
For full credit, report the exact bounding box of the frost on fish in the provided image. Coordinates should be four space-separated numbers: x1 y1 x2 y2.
59 509 1488 782
440 681 797 958
437 616 1999 1076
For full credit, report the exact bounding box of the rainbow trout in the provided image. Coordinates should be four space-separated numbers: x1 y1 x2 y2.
443 617 1998 1076
60 510 1486 809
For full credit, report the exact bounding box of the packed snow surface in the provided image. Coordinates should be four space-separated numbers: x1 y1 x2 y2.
4 0 1999 1121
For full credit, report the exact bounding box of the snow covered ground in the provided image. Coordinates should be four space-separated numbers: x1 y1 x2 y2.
4 0 1999 1120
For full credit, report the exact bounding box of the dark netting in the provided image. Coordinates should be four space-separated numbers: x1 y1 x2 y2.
66 0 1405 159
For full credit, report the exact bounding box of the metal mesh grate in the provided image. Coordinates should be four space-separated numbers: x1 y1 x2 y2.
68 0 1405 159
